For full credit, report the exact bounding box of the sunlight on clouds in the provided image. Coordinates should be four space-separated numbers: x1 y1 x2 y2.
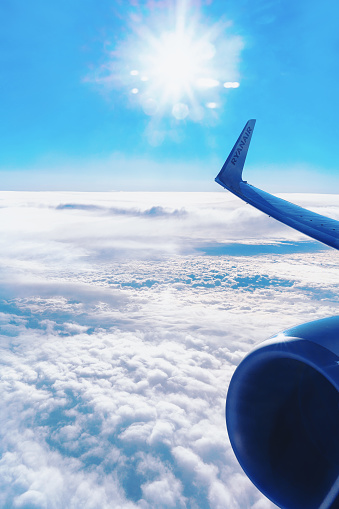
1 191 338 508
87 0 244 142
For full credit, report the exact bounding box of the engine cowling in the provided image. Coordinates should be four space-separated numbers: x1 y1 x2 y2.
226 316 339 509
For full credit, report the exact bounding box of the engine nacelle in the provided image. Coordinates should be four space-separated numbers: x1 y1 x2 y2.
226 316 339 509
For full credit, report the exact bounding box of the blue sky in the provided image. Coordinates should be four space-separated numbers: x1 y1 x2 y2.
1 0 339 191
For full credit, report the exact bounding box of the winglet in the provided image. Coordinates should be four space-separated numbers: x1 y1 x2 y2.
215 119 256 192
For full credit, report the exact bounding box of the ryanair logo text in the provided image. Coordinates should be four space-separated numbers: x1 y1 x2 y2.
231 126 252 165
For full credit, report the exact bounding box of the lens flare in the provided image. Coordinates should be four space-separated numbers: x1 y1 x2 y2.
224 81 240 89
89 1 244 139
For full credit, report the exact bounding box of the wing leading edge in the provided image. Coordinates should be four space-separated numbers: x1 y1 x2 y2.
215 120 339 250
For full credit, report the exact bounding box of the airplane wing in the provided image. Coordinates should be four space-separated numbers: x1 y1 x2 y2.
215 119 339 250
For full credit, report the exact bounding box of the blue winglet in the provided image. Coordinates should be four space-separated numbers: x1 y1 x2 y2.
215 119 339 250
215 119 256 192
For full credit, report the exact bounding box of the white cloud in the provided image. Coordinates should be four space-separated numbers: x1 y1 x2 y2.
141 475 185 508
0 191 338 508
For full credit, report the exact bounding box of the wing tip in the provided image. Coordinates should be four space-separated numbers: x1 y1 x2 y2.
216 119 256 191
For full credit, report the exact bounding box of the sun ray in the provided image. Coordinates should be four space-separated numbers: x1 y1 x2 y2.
90 1 244 140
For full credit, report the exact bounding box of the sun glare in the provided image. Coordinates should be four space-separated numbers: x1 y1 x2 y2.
150 31 201 98
128 15 241 124
91 1 244 138
134 25 224 121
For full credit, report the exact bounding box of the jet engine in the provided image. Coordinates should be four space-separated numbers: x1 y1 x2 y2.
226 316 339 509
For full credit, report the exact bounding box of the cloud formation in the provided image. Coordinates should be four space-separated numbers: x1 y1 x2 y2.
0 191 338 508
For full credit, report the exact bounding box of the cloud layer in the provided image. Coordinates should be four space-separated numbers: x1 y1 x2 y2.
0 191 338 508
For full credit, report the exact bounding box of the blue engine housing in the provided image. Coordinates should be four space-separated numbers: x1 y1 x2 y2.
226 316 339 509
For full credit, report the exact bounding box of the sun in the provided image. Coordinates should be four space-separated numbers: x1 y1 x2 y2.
143 30 212 101
91 1 243 130
126 6 241 122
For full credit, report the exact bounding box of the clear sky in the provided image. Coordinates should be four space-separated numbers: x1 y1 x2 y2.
1 0 339 191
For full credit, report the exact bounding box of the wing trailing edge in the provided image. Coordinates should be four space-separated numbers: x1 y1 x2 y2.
215 120 339 250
